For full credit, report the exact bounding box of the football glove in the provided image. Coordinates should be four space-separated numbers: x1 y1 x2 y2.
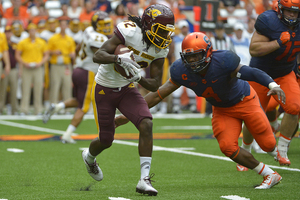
116 51 140 76
124 66 141 82
277 31 290 46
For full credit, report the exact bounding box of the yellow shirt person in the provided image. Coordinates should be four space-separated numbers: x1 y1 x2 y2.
48 33 76 65
15 23 49 115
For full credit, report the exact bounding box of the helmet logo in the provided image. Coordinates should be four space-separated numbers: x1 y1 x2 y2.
92 15 98 22
147 8 162 19
203 35 211 47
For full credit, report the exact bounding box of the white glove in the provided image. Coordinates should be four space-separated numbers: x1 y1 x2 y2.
126 71 141 82
116 51 140 76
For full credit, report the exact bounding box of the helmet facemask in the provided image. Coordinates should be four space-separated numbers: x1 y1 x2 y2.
278 2 300 26
180 49 211 73
95 18 113 35
145 23 175 49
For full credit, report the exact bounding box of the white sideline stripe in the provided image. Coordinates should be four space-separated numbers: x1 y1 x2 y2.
160 126 212 130
108 197 131 200
221 195 250 200
113 140 300 172
0 120 78 136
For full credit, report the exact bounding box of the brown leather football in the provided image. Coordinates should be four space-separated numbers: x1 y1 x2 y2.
114 44 135 78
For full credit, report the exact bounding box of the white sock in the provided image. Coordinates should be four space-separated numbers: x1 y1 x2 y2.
253 162 274 177
278 135 291 157
86 150 96 164
267 146 277 157
241 140 251 153
140 157 152 179
56 102 66 112
62 124 76 138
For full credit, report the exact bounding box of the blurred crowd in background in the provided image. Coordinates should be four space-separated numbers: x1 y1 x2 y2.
0 0 279 116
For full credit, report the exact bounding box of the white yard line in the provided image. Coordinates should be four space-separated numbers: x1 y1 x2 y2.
2 120 299 172
0 120 78 135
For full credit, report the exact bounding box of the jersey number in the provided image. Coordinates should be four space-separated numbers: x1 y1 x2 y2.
276 41 300 62
201 87 221 102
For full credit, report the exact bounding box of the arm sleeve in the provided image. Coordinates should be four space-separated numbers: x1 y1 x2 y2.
237 65 274 88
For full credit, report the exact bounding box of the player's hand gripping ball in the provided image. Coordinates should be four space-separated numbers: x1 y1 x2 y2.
114 44 139 78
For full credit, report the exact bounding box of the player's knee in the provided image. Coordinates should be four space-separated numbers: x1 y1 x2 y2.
219 140 238 157
138 118 153 134
284 103 300 115
99 131 114 146
257 136 276 152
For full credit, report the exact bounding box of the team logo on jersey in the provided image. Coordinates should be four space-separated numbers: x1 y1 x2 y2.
292 32 296 37
147 8 162 20
189 82 198 87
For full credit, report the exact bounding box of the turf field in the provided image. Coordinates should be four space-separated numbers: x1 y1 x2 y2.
0 114 299 200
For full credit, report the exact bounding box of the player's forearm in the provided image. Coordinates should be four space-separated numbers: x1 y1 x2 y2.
249 40 280 57
144 91 162 109
138 77 160 92
93 49 116 64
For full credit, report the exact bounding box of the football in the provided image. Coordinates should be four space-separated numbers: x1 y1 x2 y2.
114 44 136 78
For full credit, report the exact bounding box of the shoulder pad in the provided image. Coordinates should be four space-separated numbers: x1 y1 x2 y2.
116 21 140 38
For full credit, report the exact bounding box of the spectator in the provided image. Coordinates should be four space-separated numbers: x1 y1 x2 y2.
47 17 76 106
219 0 241 14
111 3 128 27
68 0 82 19
15 23 49 115
98 0 113 14
10 20 29 46
61 3 69 17
30 2 49 25
242 15 256 41
81 20 91 31
0 25 11 114
231 22 251 65
79 1 95 22
121 0 139 8
3 0 30 26
0 26 18 115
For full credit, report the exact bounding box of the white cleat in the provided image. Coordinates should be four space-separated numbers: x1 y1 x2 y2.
136 174 157 196
82 150 103 181
255 171 282 189
42 103 57 124
61 136 76 144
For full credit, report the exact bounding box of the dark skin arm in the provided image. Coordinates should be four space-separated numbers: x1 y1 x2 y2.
115 79 180 127
93 33 164 92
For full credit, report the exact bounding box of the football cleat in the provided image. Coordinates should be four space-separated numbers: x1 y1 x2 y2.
82 150 103 181
236 163 248 171
255 171 282 189
136 173 158 196
275 149 290 166
42 103 57 124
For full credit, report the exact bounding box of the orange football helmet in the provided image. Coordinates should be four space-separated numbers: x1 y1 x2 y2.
180 32 213 73
277 0 300 26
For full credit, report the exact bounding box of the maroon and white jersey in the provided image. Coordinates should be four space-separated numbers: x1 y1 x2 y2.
75 26 108 74
95 20 169 88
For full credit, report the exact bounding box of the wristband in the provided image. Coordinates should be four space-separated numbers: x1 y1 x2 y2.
268 82 280 90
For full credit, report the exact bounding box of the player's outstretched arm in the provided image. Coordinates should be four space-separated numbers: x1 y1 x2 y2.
233 64 286 104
